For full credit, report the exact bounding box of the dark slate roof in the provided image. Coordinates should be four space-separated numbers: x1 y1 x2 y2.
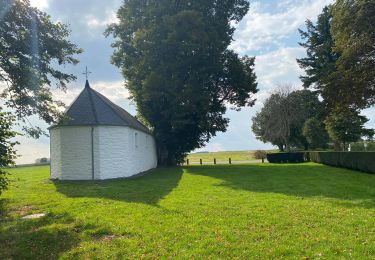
50 81 151 134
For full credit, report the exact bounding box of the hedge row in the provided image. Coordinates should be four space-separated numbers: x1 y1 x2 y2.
266 152 375 174
266 152 307 163
309 152 375 174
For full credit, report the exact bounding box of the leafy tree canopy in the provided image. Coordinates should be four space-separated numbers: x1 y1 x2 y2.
302 117 329 149
0 0 82 137
0 110 18 195
252 87 327 151
325 108 374 151
297 6 345 111
107 0 258 165
298 2 375 110
331 0 375 108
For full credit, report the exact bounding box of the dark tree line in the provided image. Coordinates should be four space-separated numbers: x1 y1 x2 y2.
253 1 375 151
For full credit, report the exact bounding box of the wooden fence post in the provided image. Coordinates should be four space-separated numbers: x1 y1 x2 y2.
229 158 232 165
187 159 189 165
200 159 202 165
214 158 216 165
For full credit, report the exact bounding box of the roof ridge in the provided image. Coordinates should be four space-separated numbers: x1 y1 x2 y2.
86 86 99 124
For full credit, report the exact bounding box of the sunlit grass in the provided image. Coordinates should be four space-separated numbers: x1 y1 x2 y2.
1 163 374 258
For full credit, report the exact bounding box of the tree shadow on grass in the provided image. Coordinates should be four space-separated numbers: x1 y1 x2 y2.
53 167 183 206
185 164 375 208
0 210 82 259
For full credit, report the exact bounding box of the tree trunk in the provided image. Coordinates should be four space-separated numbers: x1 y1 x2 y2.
157 144 177 166
285 142 290 152
333 141 341 151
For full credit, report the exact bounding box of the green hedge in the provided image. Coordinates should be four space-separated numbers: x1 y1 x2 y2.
266 152 307 163
309 152 375 174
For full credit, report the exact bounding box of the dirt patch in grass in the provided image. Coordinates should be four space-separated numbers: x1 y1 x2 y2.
11 205 35 216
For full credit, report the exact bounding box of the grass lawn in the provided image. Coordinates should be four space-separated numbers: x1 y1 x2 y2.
187 150 257 163
1 163 375 259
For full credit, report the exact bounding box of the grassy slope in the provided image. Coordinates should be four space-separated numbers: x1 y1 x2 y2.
187 150 257 163
1 164 375 259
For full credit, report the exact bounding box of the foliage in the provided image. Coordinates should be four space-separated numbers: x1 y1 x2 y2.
0 110 18 195
106 0 257 165
253 150 266 160
331 0 375 108
350 140 375 152
252 87 325 151
252 87 293 151
298 2 375 110
297 6 342 111
302 117 329 149
266 152 306 163
2 164 375 258
325 108 374 151
309 151 375 174
0 0 82 137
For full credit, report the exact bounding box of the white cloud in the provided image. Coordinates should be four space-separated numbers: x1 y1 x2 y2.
29 0 49 10
232 0 334 54
254 47 305 103
85 12 118 28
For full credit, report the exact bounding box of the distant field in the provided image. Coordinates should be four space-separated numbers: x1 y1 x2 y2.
187 150 270 163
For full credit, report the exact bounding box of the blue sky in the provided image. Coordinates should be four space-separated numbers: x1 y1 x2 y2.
15 0 374 163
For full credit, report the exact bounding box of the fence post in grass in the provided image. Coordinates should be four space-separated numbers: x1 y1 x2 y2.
187 159 189 165
200 159 202 165
229 158 232 165
262 158 264 163
214 158 216 165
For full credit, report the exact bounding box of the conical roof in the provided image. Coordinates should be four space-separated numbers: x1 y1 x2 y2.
51 81 151 134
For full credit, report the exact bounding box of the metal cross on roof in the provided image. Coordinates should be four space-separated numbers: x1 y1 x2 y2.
83 66 92 80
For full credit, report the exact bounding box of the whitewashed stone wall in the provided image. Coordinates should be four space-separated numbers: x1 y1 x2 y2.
50 126 157 180
50 126 93 180
95 126 157 179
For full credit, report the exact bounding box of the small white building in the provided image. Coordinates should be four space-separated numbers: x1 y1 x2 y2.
49 80 157 180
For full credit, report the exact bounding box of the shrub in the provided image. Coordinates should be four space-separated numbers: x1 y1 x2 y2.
266 152 307 163
0 111 18 196
309 152 375 174
0 170 9 196
254 150 267 160
350 141 375 151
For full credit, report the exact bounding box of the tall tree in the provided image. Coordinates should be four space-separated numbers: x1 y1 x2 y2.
0 111 18 195
302 117 329 149
0 0 82 137
325 108 374 151
288 89 326 149
252 89 291 151
106 0 258 165
331 0 375 108
297 6 344 111
252 87 326 151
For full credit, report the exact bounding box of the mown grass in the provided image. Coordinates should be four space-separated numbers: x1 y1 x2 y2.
187 150 257 163
1 163 375 259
